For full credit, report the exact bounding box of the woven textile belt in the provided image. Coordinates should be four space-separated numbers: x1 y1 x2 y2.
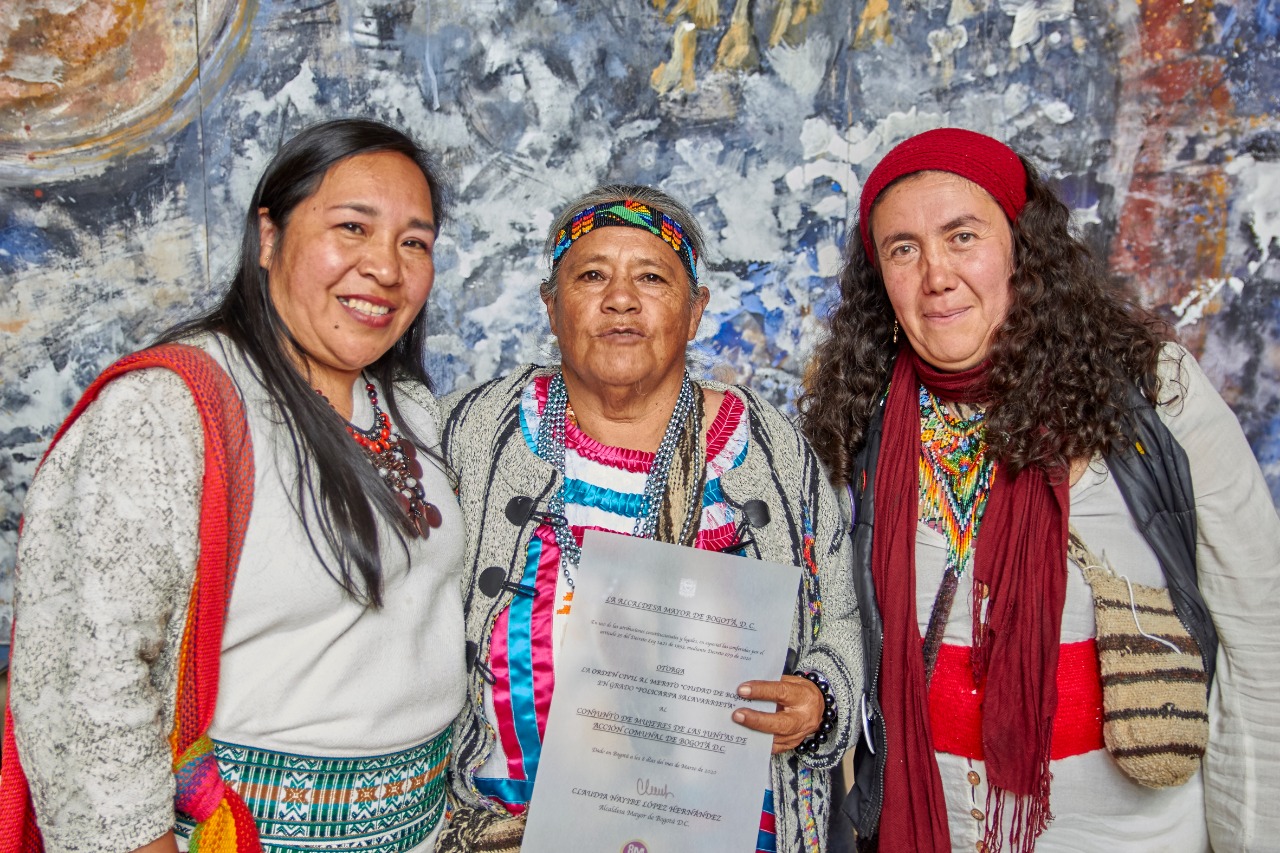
175 727 451 852
929 640 1105 761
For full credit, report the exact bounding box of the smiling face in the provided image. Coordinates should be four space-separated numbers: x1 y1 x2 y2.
870 170 1016 372
544 226 709 397
259 150 437 401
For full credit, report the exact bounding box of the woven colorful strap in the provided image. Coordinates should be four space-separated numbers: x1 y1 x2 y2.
0 343 260 853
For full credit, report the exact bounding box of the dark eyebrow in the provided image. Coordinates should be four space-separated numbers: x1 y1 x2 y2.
333 202 436 234
876 230 912 252
941 214 987 232
877 214 989 251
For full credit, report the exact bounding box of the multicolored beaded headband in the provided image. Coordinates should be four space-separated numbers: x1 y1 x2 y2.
551 199 699 283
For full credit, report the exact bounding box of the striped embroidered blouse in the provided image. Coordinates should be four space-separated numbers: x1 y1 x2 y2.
473 375 779 852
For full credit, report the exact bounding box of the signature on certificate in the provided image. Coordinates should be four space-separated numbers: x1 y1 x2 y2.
636 777 675 798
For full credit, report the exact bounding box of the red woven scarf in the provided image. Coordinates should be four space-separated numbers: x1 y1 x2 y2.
873 348 1068 853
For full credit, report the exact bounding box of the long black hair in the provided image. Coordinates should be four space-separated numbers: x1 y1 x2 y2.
161 118 450 606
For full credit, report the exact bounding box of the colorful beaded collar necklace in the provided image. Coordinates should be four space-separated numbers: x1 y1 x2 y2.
918 384 992 574
918 383 994 679
338 380 443 539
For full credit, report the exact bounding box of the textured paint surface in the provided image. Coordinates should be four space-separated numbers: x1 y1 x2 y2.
1 0 1277 632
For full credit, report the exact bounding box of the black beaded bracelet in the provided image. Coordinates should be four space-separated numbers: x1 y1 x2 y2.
792 669 837 754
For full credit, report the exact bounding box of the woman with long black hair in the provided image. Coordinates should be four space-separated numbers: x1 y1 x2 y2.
3 118 465 853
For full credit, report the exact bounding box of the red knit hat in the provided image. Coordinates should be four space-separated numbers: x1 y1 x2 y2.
858 127 1027 262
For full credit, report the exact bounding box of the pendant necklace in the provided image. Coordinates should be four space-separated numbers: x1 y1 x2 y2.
334 380 443 539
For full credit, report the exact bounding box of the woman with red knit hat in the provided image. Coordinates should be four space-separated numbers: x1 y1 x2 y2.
801 128 1280 851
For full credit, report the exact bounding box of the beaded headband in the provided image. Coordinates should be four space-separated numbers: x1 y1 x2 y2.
859 127 1027 263
551 199 699 284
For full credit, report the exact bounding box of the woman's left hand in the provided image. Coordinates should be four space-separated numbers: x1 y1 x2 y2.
732 675 825 755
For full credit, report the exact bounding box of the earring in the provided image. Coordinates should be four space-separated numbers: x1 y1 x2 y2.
892 320 899 345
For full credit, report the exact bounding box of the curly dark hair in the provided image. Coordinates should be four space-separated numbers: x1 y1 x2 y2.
798 155 1172 486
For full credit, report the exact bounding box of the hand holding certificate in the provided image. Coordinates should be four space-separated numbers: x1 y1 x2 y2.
522 531 801 852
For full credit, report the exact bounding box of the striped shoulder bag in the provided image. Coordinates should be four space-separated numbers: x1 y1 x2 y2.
1066 524 1208 788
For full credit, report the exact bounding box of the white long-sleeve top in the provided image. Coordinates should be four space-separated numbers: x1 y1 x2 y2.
10 335 466 853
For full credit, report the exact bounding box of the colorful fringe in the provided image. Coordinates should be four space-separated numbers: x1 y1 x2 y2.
800 514 822 642
174 736 261 851
0 344 259 852
795 765 820 853
187 795 260 852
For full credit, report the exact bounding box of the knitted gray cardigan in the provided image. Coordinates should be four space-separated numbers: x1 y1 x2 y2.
440 366 862 852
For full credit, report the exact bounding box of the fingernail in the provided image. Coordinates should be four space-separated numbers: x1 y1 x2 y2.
737 684 752 697
732 710 746 723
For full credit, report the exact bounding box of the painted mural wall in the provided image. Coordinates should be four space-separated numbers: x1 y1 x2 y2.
1 0 1277 633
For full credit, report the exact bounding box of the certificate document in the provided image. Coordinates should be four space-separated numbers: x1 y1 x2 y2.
522 530 801 852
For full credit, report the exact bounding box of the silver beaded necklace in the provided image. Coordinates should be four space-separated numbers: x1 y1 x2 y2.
534 371 697 588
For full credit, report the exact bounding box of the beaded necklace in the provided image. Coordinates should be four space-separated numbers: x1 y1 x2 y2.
534 371 696 587
338 380 443 539
918 384 993 573
918 383 994 678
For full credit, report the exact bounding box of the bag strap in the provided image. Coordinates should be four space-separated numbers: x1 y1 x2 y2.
1066 521 1194 659
1065 523 1103 577
0 343 261 853
1108 385 1217 686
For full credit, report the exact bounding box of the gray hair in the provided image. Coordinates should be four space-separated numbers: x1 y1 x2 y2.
540 183 707 301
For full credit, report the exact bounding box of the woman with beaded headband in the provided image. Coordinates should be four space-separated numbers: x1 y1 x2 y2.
800 127 1280 852
436 184 861 852
3 118 467 853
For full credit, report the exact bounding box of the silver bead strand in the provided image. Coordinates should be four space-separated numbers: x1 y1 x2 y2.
534 372 696 587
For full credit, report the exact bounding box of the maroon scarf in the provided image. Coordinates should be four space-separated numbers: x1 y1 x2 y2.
873 348 1069 853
